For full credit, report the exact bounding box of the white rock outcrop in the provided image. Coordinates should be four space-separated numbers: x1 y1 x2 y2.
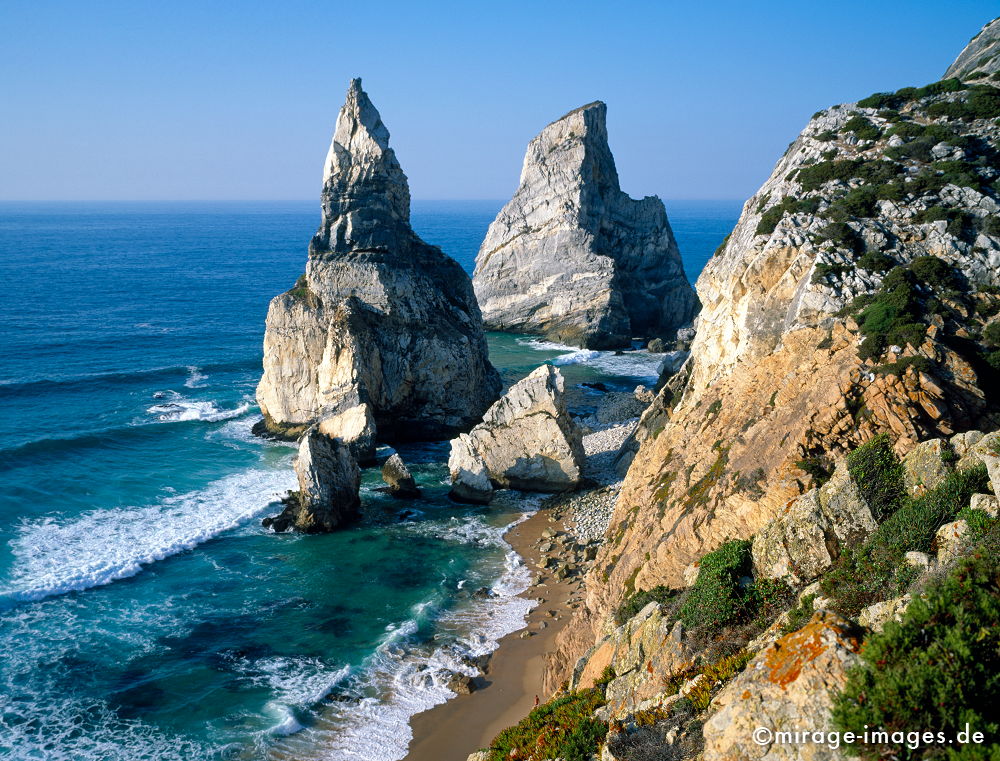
448 364 585 496
263 428 361 533
473 101 698 349
256 79 501 443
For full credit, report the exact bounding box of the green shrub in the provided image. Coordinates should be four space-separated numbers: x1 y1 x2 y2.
679 540 755 631
818 221 864 253
886 121 926 139
614 585 677 625
782 593 817 634
982 320 1000 346
488 688 608 761
856 78 965 111
831 540 1000 760
815 129 837 142
855 267 926 359
827 185 880 219
857 251 895 272
796 456 833 485
909 255 956 290
756 196 821 235
957 506 999 542
843 115 882 140
847 433 906 522
926 86 1000 120
812 262 849 284
983 217 1000 237
796 160 864 191
886 135 938 162
713 232 731 257
822 464 990 617
874 356 933 376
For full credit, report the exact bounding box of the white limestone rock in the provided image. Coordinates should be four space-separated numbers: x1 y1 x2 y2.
263 428 360 533
448 435 493 504
473 102 698 349
449 365 585 493
256 79 501 443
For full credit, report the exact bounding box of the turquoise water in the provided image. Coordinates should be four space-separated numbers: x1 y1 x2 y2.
0 200 739 760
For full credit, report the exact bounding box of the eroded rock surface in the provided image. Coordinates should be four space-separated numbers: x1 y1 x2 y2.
473 101 698 349
703 611 863 761
752 465 876 583
256 79 500 442
381 453 420 499
945 18 1000 80
264 428 360 532
449 364 585 493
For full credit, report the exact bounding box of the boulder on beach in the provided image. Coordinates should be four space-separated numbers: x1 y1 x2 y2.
448 364 585 496
263 428 360 532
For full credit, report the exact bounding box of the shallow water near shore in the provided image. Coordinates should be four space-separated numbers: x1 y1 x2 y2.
0 200 738 760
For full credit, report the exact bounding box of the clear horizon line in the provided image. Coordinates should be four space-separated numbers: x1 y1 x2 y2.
0 197 747 203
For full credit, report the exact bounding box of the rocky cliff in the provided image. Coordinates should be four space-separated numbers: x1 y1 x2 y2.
472 102 699 349
548 31 1000 694
945 17 1000 80
256 79 501 442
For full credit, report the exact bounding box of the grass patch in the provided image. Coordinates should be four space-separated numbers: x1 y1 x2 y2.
487 687 608 761
821 464 991 618
847 433 906 522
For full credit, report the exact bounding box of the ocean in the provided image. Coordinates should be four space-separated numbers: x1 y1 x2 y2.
0 199 740 760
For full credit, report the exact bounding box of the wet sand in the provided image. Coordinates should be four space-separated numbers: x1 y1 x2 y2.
403 508 578 761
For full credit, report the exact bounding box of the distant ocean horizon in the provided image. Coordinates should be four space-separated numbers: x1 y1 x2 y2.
0 199 740 760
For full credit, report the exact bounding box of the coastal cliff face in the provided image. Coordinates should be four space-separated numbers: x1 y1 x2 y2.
473 102 699 349
256 79 501 441
945 17 1000 80
548 43 1000 690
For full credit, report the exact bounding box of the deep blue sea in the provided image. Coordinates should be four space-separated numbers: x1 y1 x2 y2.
0 199 739 760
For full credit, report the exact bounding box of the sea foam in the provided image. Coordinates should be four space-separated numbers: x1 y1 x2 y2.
0 466 295 604
267 508 538 761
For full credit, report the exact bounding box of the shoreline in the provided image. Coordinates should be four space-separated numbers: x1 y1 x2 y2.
403 506 581 761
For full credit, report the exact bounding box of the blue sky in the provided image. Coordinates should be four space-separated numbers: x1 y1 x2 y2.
0 1 995 201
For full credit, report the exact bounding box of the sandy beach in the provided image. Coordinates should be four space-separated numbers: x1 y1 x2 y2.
403 507 580 761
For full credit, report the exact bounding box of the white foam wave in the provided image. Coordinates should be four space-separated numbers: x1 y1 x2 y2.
267 511 537 761
0 692 218 761
147 399 251 423
1 466 296 603
184 365 209 388
516 337 677 382
516 337 580 353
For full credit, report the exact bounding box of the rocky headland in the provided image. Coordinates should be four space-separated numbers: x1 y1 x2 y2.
473 102 699 350
256 79 501 447
439 19 1000 761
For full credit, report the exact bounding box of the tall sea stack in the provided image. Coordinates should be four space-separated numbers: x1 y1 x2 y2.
256 79 501 442
472 101 699 349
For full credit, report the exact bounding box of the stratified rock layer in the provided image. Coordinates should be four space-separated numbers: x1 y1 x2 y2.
257 79 501 442
473 102 698 349
448 364 585 493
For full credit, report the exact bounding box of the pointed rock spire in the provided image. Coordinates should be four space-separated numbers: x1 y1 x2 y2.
473 101 699 349
311 78 412 254
256 79 501 457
